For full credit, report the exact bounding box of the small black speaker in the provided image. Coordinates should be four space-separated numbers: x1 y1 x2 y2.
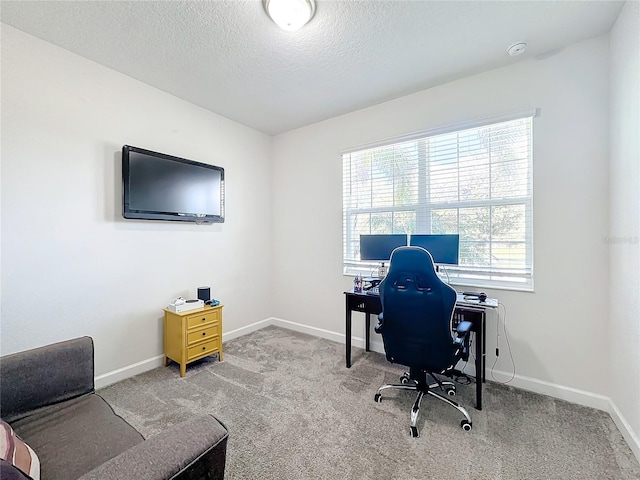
197 286 211 303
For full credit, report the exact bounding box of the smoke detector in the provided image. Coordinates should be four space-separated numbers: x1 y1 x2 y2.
507 42 527 57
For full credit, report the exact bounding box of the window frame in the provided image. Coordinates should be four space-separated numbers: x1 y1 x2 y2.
342 109 536 292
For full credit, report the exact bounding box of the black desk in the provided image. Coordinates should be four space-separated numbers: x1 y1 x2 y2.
344 290 489 410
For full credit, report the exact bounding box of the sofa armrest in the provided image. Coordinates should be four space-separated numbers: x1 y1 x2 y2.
77 415 228 480
1 337 95 422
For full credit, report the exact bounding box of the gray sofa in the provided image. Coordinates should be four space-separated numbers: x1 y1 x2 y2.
0 337 228 480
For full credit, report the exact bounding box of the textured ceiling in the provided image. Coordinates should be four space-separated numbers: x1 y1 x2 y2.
0 1 625 135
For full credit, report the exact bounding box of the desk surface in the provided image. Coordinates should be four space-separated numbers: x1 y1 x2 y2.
349 289 498 309
455 293 498 309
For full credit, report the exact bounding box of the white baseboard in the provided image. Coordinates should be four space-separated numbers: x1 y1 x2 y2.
270 317 346 344
94 318 640 463
95 318 274 389
95 355 164 390
223 318 272 342
486 369 611 411
608 398 640 463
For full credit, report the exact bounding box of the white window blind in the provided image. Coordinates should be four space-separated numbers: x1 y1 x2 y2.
342 113 534 290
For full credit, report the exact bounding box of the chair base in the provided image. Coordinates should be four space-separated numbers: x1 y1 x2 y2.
374 371 472 438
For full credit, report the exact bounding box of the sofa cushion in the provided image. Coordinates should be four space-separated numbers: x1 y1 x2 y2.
0 419 40 480
11 394 143 480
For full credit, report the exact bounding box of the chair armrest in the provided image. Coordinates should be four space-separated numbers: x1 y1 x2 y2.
374 313 384 334
454 321 473 346
77 415 228 480
0 337 94 422
456 321 472 335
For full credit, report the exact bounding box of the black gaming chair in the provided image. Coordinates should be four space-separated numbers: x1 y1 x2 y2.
374 246 473 437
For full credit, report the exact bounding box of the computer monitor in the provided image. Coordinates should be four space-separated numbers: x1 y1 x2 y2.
359 234 408 261
409 234 459 265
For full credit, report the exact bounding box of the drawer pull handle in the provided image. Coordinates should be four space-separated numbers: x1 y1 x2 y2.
202 318 206 321
202 346 206 351
202 332 206 336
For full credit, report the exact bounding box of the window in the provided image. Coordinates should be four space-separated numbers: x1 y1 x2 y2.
342 112 534 290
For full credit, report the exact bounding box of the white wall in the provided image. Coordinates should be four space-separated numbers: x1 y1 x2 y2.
609 0 640 457
1 26 274 380
272 36 612 405
2 10 638 459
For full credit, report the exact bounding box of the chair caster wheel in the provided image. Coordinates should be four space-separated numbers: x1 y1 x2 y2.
374 393 382 403
410 426 419 438
446 387 456 396
461 420 472 431
400 373 411 384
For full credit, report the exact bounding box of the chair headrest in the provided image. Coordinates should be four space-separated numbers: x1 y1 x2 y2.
387 246 438 280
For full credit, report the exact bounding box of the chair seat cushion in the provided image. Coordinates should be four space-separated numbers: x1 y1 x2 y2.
10 394 143 480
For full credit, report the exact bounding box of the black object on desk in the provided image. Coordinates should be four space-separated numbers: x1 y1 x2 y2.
344 289 488 410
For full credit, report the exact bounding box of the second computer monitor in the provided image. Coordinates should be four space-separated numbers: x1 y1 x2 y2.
409 234 460 265
360 234 408 261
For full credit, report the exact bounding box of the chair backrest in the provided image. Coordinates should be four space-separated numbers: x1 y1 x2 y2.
378 246 458 373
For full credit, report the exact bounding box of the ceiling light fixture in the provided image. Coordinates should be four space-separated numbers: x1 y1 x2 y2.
263 0 316 32
507 42 527 57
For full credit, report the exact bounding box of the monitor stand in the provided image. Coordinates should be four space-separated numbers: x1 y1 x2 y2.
377 262 387 278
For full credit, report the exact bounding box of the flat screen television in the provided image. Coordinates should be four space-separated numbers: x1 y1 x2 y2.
359 234 408 261
409 234 459 265
122 145 225 223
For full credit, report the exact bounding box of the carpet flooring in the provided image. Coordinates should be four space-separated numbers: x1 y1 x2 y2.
99 326 640 479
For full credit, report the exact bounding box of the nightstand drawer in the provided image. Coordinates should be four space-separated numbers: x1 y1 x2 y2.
186 309 219 329
187 324 219 345
187 338 219 361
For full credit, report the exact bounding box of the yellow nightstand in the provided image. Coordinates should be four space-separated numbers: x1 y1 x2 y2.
163 304 223 377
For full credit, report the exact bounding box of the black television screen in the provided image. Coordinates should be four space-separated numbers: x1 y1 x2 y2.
360 234 408 261
409 234 459 265
122 145 224 223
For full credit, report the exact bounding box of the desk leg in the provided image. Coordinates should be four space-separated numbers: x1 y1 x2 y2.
345 298 352 368
475 316 483 410
365 314 370 352
482 312 487 383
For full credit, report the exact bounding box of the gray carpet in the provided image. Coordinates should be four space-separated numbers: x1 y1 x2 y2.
99 326 640 479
